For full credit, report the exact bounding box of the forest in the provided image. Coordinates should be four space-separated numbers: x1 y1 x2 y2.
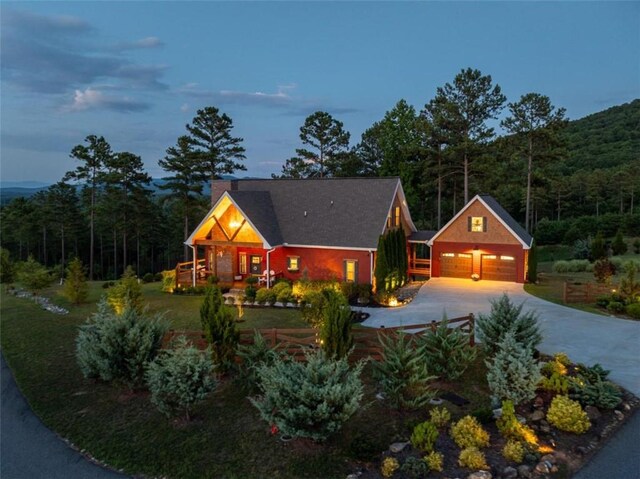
1 67 638 281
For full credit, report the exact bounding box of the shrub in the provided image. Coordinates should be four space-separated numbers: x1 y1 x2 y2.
340 281 358 302
142 272 154 283
0 248 14 283
540 372 570 395
429 406 451 429
250 349 364 442
620 261 640 302
424 451 444 472
319 290 353 359
75 300 167 387
292 278 341 299
154 272 163 282
571 379 622 410
471 407 494 425
410 420 438 453
611 230 628 256
572 238 591 260
458 447 489 470
575 363 610 383
547 395 591 434
299 290 326 327
607 301 625 313
400 456 428 478
145 336 216 419
496 400 538 446
381 457 399 478
633 238 640 254
63 257 88 305
357 283 372 302
593 259 616 284
591 231 607 260
541 357 568 377
102 281 115 289
552 260 570 273
200 286 239 371
244 285 257 302
502 440 525 463
17 256 53 293
236 330 279 390
626 303 640 319
161 269 176 292
476 294 542 356
255 287 277 305
450 416 490 449
374 332 436 409
552 259 591 273
107 266 143 315
486 331 542 405
275 284 293 304
420 315 476 380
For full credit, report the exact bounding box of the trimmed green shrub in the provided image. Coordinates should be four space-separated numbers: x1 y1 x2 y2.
593 258 616 284
496 400 538 446
292 278 341 299
17 255 53 293
142 272 154 283
425 451 444 472
626 303 640 319
250 349 364 442
255 287 277 305
401 456 428 478
620 261 640 302
571 379 622 409
161 269 176 292
458 447 489 470
63 257 88 305
552 259 591 273
502 440 525 463
200 286 239 371
236 330 279 390
450 415 490 449
300 290 326 327
146 336 216 419
539 372 570 394
275 284 293 304
611 230 627 256
244 285 257 302
420 315 476 380
75 299 167 387
486 331 542 405
547 395 591 434
381 457 400 478
410 420 438 453
429 406 451 429
591 231 607 260
476 293 542 356
607 301 625 313
319 290 353 359
374 332 436 410
107 266 143 315
0 248 14 283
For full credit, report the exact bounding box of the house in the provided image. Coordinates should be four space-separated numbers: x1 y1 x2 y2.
427 195 533 283
179 179 531 288
180 177 426 288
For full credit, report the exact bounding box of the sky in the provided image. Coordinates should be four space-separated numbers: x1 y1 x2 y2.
1 1 638 184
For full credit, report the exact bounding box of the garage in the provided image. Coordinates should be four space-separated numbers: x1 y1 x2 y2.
440 253 473 279
481 254 517 282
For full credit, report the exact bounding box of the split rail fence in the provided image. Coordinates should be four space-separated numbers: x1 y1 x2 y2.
163 313 475 362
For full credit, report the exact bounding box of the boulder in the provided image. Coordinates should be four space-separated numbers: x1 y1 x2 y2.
517 465 532 478
389 441 409 453
467 471 492 479
502 466 518 479
529 410 545 422
585 405 601 421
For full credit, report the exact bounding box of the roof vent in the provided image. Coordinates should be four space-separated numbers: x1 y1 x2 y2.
330 200 334 206
304 211 307 217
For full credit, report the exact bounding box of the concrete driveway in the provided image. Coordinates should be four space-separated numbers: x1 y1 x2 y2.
361 277 640 396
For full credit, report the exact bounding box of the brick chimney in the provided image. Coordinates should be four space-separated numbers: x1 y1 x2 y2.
211 179 238 206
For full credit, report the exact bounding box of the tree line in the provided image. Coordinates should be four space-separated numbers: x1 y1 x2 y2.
1 68 638 280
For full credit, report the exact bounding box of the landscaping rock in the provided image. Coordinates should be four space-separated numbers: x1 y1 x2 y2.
585 405 601 421
529 410 545 422
467 471 492 479
539 420 551 434
574 445 590 456
535 461 551 474
389 441 409 453
517 465 532 478
533 396 545 409
614 410 624 420
502 466 518 479
540 453 556 464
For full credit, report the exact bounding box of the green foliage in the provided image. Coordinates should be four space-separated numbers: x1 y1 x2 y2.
107 266 143 315
420 315 476 380
626 302 640 319
552 259 591 273
496 400 538 445
200 286 239 370
410 420 438 453
593 258 616 284
17 255 53 293
450 415 490 449
273 282 293 304
424 451 444 472
620 261 640 302
591 231 607 260
250 349 364 442
244 285 257 302
476 293 542 356
486 331 542 405
145 336 216 419
0 248 15 283
374 332 436 409
429 406 451 429
292 278 341 299
375 228 408 292
546 395 591 434
380 457 400 478
161 270 176 292
611 230 628 255
572 238 592 260
607 301 625 313
540 372 570 394
300 290 326 328
75 299 167 387
400 456 428 478
502 440 525 463
458 447 489 470
255 287 277 306
142 273 154 283
319 290 353 359
634 238 640 254
63 257 88 305
575 363 610 383
570 362 621 409
236 330 279 390
527 243 538 282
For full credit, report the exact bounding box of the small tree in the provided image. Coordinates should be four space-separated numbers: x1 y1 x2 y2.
476 294 542 357
486 331 541 405
146 336 216 420
0 248 14 283
611 230 627 256
619 261 640 302
374 332 436 409
200 286 239 371
320 290 353 359
17 255 53 293
420 315 477 381
590 231 607 261
63 257 89 305
593 258 616 284
236 330 279 390
107 266 142 315
250 349 364 442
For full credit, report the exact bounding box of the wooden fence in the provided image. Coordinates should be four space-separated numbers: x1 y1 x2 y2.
563 281 614 304
163 313 475 362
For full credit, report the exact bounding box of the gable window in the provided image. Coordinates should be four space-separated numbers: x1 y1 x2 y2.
468 216 487 232
287 256 300 272
394 206 401 227
239 252 247 274
344 259 358 283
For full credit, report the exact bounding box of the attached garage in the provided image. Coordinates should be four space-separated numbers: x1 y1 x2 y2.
440 253 473 279
481 254 517 282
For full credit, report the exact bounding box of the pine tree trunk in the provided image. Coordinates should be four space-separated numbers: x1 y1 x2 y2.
60 225 65 272
437 146 442 229
463 151 469 205
100 234 104 280
525 136 533 232
113 228 117 279
42 226 47 266
136 234 140 276
90 183 95 281
184 214 189 262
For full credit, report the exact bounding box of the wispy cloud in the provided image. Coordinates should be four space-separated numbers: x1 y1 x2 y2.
111 36 164 52
67 88 150 113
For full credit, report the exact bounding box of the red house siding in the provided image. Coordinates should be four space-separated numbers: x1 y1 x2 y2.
431 242 527 283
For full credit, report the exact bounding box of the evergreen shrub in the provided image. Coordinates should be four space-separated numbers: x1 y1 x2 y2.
611 230 627 255
429 406 451 428
236 330 279 390
424 451 444 472
0 248 14 283
17 256 53 293
63 257 88 305
255 287 277 305
410 420 438 453
450 415 490 449
200 286 239 370
626 303 640 319
458 447 488 470
381 457 400 478
546 395 591 434
319 290 353 359
107 266 143 314
161 270 176 292
496 400 538 446
420 315 476 380
502 440 525 463
400 456 428 478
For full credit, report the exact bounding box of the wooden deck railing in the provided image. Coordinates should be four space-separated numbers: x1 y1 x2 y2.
563 281 614 304
175 259 207 288
408 258 431 276
162 313 474 362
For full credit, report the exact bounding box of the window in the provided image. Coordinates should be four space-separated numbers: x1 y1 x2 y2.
469 216 487 232
239 252 247 274
344 259 358 282
458 253 472 259
442 253 455 257
500 255 515 261
287 256 300 272
394 206 401 226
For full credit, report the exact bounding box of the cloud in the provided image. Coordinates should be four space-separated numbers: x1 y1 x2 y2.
111 36 164 52
0 9 167 95
179 83 295 108
67 88 151 112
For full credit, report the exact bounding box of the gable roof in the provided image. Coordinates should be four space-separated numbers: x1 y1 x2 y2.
188 177 416 250
427 194 533 249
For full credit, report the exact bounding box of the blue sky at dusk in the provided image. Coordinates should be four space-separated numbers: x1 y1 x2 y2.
1 1 638 183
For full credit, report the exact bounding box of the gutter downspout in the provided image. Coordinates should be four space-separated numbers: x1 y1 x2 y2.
190 244 197 287
266 247 276 288
369 250 374 288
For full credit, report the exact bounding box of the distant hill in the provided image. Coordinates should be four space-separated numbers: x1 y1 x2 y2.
0 187 48 205
563 99 639 171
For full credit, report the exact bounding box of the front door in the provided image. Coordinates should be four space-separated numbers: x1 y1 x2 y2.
216 247 233 282
250 255 262 275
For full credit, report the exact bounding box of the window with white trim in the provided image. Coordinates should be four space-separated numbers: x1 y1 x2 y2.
344 259 358 282
469 216 487 232
287 256 300 272
239 252 247 274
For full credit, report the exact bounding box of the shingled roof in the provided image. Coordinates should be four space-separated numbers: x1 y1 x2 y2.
194 177 415 250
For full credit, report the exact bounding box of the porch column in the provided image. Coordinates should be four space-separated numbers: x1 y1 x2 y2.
192 245 197 287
